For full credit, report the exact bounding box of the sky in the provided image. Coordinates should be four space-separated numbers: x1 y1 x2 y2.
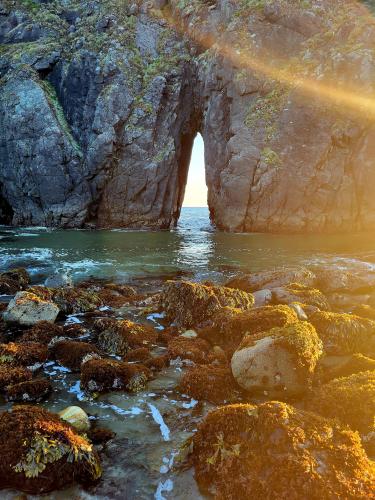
182 133 208 207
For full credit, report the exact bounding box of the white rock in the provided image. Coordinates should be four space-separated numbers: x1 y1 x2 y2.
3 291 59 326
58 406 90 432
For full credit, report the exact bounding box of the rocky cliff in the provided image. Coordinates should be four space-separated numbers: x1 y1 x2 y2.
1 0 375 232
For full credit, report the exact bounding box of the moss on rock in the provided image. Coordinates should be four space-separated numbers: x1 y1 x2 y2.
192 401 374 499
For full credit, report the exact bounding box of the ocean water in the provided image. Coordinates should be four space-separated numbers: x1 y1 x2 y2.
1 207 375 284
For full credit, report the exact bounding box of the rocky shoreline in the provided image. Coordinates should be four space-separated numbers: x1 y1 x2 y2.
0 263 374 497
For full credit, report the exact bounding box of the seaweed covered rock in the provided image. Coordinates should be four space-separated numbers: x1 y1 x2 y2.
6 378 52 403
168 337 211 364
97 284 137 308
97 319 158 356
231 322 323 397
81 358 151 393
144 354 170 372
0 268 30 294
309 311 375 356
51 341 101 372
191 402 374 499
352 304 375 320
306 371 375 438
3 291 59 326
0 342 48 370
162 281 254 328
0 366 32 390
179 365 239 404
199 305 298 353
52 287 101 314
20 321 64 344
0 405 101 494
123 347 151 363
226 267 316 292
272 283 330 310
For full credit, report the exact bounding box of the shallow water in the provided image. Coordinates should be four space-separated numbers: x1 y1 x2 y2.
2 207 375 284
2 208 375 499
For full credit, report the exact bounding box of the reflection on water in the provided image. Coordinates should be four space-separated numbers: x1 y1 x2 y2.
1 207 375 283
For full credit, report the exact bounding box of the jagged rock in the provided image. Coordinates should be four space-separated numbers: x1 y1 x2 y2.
226 267 316 292
58 406 90 432
309 311 375 356
191 402 374 499
0 405 101 494
231 322 323 397
3 291 59 326
2 1 375 232
162 280 254 328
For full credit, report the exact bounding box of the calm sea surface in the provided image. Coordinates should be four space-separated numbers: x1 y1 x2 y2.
1 207 375 284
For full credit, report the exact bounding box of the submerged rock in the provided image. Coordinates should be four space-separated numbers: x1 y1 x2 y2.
58 406 90 433
231 322 323 397
3 291 59 326
6 378 52 403
81 358 151 393
226 267 316 292
309 311 375 356
191 402 374 499
0 405 101 494
162 280 254 328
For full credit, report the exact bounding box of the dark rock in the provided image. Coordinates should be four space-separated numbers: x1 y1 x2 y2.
51 340 101 371
5 378 52 402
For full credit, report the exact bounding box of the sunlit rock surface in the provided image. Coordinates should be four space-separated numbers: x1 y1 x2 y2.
1 0 375 231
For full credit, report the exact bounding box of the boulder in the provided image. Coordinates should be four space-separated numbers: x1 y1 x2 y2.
191 402 374 499
81 359 151 393
52 287 101 314
226 266 316 292
271 283 330 310
161 280 254 328
44 271 73 289
0 405 101 494
231 322 323 397
314 266 375 293
309 311 375 356
3 291 59 326
5 378 52 403
58 406 90 433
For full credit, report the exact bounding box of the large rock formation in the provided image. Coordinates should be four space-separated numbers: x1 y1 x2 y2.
1 0 375 232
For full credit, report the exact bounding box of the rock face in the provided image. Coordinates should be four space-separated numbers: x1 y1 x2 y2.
1 1 375 232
